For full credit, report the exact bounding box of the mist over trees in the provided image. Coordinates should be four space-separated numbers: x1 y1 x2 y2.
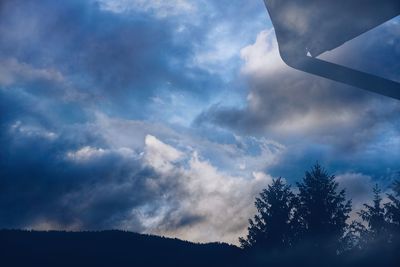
240 163 400 266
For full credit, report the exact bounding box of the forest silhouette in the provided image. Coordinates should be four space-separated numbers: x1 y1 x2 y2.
1 164 399 267
239 163 400 266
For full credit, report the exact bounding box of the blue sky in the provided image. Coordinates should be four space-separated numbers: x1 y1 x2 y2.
0 0 399 244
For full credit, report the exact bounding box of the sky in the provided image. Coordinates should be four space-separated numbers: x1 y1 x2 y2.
0 0 399 245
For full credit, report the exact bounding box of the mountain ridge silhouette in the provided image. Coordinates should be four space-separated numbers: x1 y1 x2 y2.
0 229 241 267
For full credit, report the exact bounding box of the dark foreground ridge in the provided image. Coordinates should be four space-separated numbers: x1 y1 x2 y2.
0 230 241 267
1 229 400 267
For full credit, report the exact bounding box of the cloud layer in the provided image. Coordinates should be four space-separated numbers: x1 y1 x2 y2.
0 0 399 244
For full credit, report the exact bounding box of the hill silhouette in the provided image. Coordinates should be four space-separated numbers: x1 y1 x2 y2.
2 229 398 267
0 230 242 267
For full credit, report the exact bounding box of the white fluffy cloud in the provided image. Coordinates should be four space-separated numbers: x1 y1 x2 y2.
141 135 273 244
240 29 285 77
94 113 285 176
144 134 184 173
38 113 280 244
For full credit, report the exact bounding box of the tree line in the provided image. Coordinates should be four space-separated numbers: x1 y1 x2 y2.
239 163 400 266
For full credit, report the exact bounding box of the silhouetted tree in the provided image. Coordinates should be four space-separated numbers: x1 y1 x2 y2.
393 179 400 194
341 220 368 253
239 178 297 251
358 184 389 245
296 163 351 252
385 179 400 244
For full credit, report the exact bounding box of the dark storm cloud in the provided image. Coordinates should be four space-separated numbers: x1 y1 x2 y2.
0 117 197 231
0 0 217 230
0 119 133 229
0 0 226 117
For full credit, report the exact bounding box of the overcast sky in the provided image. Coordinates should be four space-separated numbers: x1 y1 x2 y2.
0 0 399 244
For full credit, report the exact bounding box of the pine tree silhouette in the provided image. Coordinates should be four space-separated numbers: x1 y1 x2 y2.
385 179 400 245
296 163 351 253
239 178 297 251
358 184 389 245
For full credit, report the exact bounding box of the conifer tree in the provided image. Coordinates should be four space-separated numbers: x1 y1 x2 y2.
239 178 297 251
385 179 400 244
358 184 388 244
296 163 351 252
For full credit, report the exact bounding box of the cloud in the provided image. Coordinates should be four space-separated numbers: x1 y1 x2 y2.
66 146 136 163
240 29 284 76
96 0 197 18
94 114 285 176
10 120 58 141
0 108 280 244
196 22 400 178
0 58 63 87
0 0 222 118
144 134 184 173
336 173 376 217
336 172 396 223
141 136 274 244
